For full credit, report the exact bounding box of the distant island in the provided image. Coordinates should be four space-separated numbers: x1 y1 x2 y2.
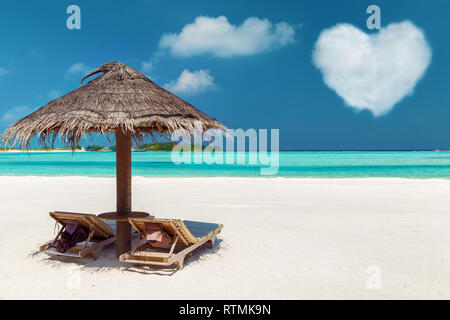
82 142 213 152
86 142 176 152
1 142 215 152
0 147 85 153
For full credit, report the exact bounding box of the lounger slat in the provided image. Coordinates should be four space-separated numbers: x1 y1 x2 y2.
120 254 173 265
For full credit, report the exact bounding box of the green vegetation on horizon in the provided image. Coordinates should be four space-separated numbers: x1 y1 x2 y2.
137 142 174 151
0 146 82 151
85 145 104 152
87 142 215 152
2 143 220 152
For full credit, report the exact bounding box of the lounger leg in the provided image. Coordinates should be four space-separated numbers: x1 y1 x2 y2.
84 229 95 249
40 241 53 252
169 236 179 256
131 233 143 254
176 258 184 270
40 225 66 252
208 237 216 248
90 247 102 260
51 225 66 246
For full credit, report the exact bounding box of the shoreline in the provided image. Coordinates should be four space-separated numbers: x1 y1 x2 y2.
0 175 450 181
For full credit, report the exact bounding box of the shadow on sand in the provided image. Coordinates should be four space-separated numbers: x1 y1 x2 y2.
29 236 226 277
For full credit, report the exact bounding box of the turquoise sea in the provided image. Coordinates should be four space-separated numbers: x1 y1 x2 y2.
1 151 450 178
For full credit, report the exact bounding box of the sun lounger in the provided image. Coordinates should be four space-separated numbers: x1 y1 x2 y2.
40 211 116 260
119 218 223 269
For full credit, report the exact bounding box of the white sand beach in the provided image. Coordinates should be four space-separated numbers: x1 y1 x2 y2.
1 176 449 299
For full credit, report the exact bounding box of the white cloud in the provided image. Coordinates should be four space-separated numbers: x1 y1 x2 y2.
159 16 295 58
140 58 157 80
29 48 45 58
312 21 431 116
141 59 153 73
1 106 31 123
66 62 93 77
165 69 217 95
48 89 63 100
0 67 10 77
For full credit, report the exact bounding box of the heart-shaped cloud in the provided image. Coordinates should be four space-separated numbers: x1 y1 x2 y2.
313 21 431 116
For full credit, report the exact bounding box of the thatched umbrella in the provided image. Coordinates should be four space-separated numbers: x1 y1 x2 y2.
1 61 224 256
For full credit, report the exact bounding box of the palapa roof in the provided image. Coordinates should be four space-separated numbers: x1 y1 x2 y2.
1 61 224 147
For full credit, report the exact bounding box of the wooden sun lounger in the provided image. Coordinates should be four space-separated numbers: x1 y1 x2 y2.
119 218 223 270
40 211 116 260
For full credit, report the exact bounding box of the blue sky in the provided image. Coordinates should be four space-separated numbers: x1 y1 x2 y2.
0 0 449 150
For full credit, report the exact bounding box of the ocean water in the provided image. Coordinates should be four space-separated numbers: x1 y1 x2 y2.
0 151 450 178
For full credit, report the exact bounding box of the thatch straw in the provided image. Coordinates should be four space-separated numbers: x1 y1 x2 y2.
1 62 224 148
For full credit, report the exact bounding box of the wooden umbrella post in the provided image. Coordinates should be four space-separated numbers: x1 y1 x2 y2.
115 129 132 257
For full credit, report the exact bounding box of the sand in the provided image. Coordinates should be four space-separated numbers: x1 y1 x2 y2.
0 176 449 299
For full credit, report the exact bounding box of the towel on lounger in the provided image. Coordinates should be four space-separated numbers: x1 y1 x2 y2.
56 222 89 253
145 223 172 247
